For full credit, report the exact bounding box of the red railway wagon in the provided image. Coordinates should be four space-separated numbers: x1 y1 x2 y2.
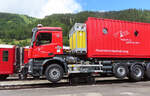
0 45 16 79
0 44 29 80
86 17 150 58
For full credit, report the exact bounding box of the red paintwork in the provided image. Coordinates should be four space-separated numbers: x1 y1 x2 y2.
24 47 29 64
38 27 62 30
86 17 150 58
0 46 16 75
28 27 63 59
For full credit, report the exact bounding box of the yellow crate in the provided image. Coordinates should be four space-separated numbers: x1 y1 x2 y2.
69 36 73 49
69 23 87 53
73 32 76 49
70 31 86 49
82 31 86 48
77 31 86 48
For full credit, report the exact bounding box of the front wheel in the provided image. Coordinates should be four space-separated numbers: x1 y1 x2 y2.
45 64 64 83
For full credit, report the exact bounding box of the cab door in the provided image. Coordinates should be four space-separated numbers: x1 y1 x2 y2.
32 32 57 58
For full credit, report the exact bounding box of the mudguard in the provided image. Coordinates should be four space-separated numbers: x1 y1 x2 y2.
42 57 68 73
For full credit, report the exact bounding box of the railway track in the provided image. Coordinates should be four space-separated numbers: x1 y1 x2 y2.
0 77 149 90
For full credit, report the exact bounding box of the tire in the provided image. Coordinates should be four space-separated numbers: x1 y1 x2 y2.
144 63 150 80
113 64 128 79
129 64 144 82
45 64 64 83
0 75 8 80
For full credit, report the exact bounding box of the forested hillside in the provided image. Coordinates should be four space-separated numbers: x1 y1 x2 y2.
1 9 150 46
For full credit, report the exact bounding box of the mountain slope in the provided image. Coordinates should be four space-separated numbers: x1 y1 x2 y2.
0 13 37 40
1 9 150 46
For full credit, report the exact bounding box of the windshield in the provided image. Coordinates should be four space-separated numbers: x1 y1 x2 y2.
36 33 52 46
31 27 38 46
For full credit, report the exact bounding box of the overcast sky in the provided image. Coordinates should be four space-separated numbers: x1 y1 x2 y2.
0 0 150 18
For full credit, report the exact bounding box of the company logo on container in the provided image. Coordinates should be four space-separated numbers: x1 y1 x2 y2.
114 30 140 45
114 31 129 38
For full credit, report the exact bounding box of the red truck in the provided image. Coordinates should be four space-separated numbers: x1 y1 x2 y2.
1 17 150 83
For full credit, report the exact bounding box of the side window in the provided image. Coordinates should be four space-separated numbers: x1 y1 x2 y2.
36 33 52 46
3 51 8 61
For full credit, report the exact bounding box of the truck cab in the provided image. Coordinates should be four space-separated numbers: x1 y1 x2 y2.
28 27 63 59
25 26 68 82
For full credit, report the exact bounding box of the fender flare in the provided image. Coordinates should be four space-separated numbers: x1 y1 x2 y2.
42 57 68 73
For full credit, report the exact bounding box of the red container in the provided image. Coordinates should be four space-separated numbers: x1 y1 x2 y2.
86 17 150 58
0 45 16 74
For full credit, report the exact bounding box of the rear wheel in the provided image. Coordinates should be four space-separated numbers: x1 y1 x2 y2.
113 64 128 79
45 64 64 83
129 64 144 82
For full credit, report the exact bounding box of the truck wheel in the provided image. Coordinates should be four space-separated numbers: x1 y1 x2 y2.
113 64 128 79
144 63 150 80
129 64 144 82
45 64 64 83
0 75 8 80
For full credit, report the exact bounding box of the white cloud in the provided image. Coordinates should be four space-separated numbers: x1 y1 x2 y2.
99 10 107 13
0 0 82 18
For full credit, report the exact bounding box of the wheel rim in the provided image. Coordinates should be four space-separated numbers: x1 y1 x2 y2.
134 67 142 77
117 66 126 76
49 68 60 80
